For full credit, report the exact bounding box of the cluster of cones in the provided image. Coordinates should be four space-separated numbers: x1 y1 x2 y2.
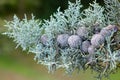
41 25 119 52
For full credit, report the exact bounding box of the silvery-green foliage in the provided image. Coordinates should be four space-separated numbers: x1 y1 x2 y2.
104 0 120 25
60 48 82 73
30 0 83 72
80 1 105 28
3 0 120 79
30 43 58 72
44 0 82 38
64 0 82 30
3 15 43 50
44 8 67 39
33 0 85 73
95 33 120 75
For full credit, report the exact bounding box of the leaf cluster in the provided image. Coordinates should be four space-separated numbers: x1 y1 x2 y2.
3 0 120 80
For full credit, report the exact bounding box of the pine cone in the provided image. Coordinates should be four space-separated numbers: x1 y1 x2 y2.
81 40 91 53
100 25 118 37
105 25 118 32
91 34 105 48
68 35 82 48
57 34 69 48
88 45 95 54
76 27 88 38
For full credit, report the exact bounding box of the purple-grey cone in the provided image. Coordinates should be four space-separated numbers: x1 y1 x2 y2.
77 27 88 38
91 34 105 48
88 45 95 54
100 25 118 37
81 40 91 53
57 34 69 48
68 35 82 48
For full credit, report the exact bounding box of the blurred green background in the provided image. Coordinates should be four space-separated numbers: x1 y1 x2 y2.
0 0 120 80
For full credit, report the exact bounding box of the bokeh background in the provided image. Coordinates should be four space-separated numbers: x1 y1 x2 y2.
0 0 120 80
